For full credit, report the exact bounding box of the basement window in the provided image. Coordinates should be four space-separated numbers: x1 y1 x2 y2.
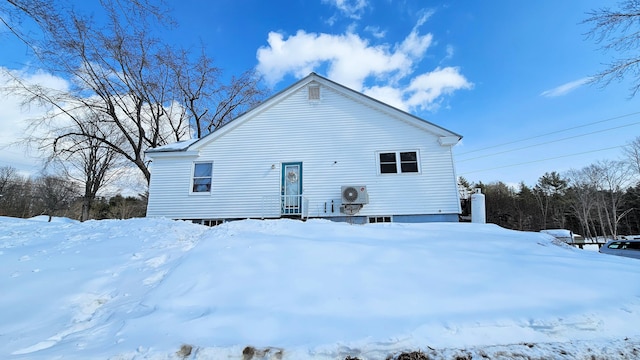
191 162 213 193
369 216 392 223
191 219 224 226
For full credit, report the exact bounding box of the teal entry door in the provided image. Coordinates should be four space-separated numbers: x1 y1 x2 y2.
281 162 302 215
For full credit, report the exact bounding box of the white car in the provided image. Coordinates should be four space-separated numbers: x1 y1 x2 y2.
599 240 640 260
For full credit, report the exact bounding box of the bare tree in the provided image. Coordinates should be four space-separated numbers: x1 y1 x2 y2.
196 70 266 137
593 159 633 238
0 166 19 216
586 164 612 238
2 0 266 184
43 113 124 221
107 194 146 219
166 50 267 139
567 160 633 240
33 174 79 221
0 166 34 217
623 136 640 177
0 166 18 195
0 0 58 51
566 168 598 240
584 1 640 96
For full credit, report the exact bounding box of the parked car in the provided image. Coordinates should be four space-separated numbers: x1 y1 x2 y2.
599 240 640 260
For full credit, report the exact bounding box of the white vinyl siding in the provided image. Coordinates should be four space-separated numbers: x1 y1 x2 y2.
147 80 460 219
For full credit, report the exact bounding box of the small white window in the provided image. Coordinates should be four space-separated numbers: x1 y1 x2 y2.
308 85 320 100
192 162 212 193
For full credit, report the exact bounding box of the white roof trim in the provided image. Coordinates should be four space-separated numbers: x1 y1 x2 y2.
439 136 460 146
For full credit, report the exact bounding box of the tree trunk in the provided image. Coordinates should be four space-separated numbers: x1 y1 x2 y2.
81 196 91 222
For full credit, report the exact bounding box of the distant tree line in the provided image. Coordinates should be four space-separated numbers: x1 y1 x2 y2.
0 166 146 221
460 137 640 239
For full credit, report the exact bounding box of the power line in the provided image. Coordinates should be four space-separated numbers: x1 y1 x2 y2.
457 120 640 163
459 145 625 175
456 111 640 156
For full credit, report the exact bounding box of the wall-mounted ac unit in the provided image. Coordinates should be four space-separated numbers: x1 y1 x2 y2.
341 185 369 205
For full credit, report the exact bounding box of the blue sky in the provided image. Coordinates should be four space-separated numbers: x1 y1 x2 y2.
1 0 639 187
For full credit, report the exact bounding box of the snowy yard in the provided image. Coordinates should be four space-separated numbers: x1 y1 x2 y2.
1 216 639 359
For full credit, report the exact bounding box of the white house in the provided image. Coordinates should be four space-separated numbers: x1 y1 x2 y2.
145 73 463 224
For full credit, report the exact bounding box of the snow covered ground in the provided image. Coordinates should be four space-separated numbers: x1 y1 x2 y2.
1 216 639 359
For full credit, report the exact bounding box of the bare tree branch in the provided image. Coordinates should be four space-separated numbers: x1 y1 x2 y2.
1 0 267 184
584 1 640 96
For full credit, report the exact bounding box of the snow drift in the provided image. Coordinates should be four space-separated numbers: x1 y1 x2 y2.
1 217 639 359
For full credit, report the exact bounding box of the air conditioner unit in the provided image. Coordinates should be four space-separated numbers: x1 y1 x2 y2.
341 185 369 205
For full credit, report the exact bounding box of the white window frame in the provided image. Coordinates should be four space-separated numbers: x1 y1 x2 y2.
376 150 421 175
190 162 213 194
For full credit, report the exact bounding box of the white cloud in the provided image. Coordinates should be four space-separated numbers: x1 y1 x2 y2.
256 15 472 113
415 8 435 27
325 14 338 26
405 67 473 111
362 85 406 110
0 68 70 175
257 30 414 91
397 28 433 59
443 44 454 61
540 77 590 97
345 22 358 35
322 0 369 19
364 25 386 39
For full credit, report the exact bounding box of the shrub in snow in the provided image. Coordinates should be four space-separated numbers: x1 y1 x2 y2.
176 344 192 358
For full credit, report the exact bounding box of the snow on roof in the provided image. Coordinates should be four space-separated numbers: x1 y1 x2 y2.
146 138 199 153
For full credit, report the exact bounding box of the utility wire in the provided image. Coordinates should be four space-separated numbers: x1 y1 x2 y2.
456 111 640 156
457 120 640 163
459 145 625 175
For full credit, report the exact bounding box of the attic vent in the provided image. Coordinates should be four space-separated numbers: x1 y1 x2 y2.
308 85 320 100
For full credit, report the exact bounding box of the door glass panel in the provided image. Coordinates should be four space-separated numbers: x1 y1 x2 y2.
282 163 302 214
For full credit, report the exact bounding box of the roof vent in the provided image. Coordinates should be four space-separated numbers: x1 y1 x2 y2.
308 85 320 100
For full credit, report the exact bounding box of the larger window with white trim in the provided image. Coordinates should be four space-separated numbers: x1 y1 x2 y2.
378 151 420 174
192 162 213 193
